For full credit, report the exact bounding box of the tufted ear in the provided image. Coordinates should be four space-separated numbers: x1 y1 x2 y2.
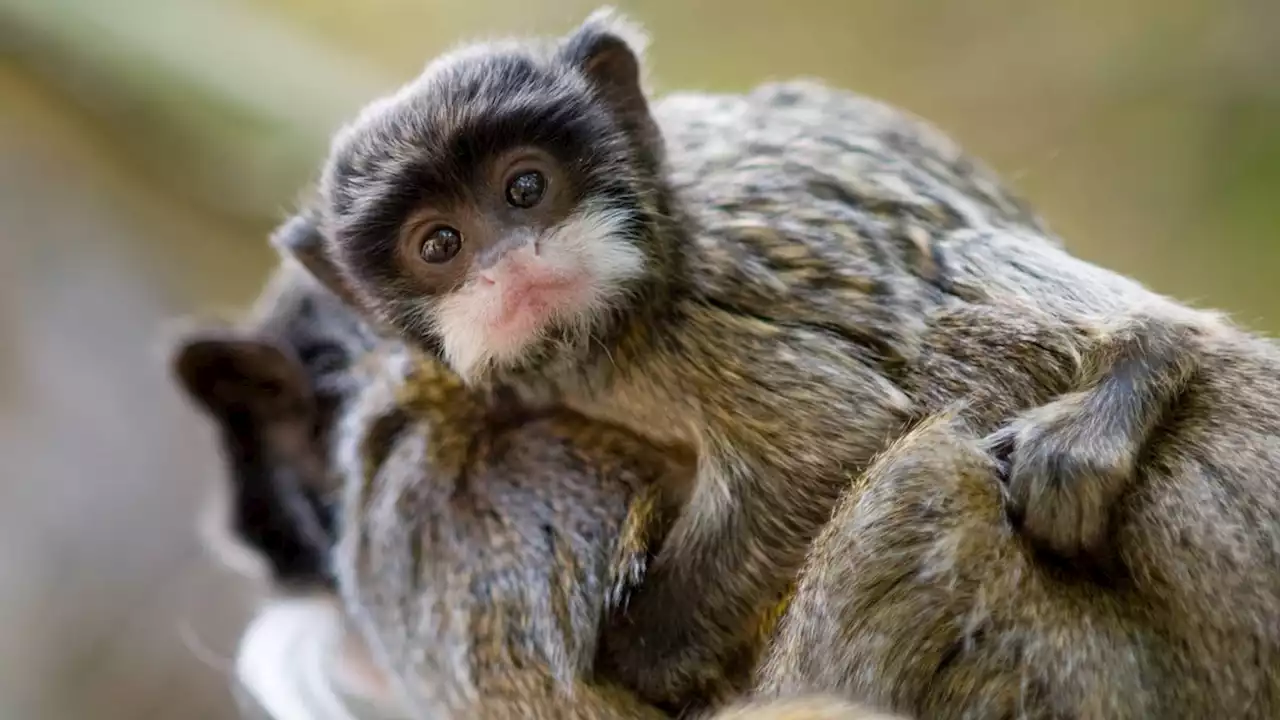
558 8 661 155
560 8 649 90
269 209 365 311
171 326 313 420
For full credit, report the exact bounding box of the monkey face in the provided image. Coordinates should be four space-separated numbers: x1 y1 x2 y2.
319 10 661 383
387 143 646 382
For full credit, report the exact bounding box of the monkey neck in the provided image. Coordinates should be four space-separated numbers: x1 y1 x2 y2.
631 168 690 302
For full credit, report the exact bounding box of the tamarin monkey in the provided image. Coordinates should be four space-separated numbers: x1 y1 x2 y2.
283 6 1261 706
173 227 898 719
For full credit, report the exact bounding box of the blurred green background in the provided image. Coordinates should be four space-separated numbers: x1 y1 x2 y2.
6 0 1280 318
0 1 1277 718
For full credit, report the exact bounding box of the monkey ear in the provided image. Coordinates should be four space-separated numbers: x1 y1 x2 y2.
269 210 366 311
171 327 313 419
560 7 650 80
559 8 660 150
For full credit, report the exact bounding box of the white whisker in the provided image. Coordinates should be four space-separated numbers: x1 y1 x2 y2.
429 201 645 379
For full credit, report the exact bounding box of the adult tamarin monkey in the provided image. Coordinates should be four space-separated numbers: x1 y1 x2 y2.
277 6 1276 709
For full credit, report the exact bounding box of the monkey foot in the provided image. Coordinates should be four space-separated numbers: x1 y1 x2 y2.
983 395 1136 563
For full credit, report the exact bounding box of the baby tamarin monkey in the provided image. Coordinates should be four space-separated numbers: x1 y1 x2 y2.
176 221 894 719
294 6 1239 705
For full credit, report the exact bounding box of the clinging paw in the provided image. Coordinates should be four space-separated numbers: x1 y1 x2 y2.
606 485 664 612
984 310 1208 563
984 394 1137 561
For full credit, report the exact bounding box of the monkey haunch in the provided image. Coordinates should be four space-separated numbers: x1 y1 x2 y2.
761 389 1280 718
747 303 1280 719
299 7 1261 707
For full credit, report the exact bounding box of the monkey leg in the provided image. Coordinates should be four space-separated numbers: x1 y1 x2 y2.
755 410 1155 719
983 311 1206 562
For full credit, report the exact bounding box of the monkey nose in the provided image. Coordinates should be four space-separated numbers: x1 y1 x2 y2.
475 233 537 274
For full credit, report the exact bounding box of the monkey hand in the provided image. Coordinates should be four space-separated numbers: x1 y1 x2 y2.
606 485 664 612
984 393 1136 561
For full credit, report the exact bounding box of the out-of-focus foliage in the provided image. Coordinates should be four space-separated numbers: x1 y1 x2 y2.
3 0 1279 327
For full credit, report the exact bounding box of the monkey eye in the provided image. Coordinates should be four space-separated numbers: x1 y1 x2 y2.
506 170 546 209
420 226 462 264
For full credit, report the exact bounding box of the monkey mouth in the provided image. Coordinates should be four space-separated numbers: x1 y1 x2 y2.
490 274 592 335
433 266 602 380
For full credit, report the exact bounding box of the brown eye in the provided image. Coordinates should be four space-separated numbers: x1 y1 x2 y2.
420 226 462 264
506 170 546 208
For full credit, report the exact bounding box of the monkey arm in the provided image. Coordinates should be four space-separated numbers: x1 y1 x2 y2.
596 461 816 707
593 315 916 710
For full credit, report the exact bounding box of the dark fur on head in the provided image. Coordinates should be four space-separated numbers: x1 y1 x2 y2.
317 8 680 382
173 324 336 589
170 255 377 592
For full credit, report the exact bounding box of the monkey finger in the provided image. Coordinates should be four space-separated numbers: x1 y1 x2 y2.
977 425 1018 484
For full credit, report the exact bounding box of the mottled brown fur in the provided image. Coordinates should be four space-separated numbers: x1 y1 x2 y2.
334 335 906 719
301 9 1269 709
334 341 675 719
755 304 1280 719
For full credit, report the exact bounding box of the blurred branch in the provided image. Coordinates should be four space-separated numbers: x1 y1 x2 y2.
0 0 395 224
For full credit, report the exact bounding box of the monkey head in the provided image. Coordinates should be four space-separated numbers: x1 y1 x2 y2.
170 323 338 591
312 8 670 384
